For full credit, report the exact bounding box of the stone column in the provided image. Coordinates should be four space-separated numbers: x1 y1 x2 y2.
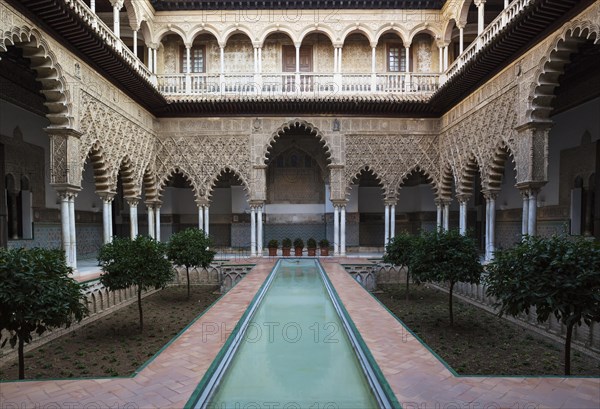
153 48 158 74
333 205 340 256
443 46 449 71
483 190 498 261
146 203 155 239
404 45 411 91
475 0 486 35
185 44 192 93
436 201 443 230
133 30 138 58
250 206 256 256
219 45 225 88
458 24 465 55
333 45 343 91
110 0 124 38
443 200 450 231
340 205 346 257
90 0 96 13
384 204 390 246
371 45 377 91
68 193 77 269
198 204 204 230
457 194 469 235
257 205 264 257
101 193 115 243
147 46 153 72
438 45 443 72
59 192 72 267
204 205 210 235
390 204 396 239
528 189 538 236
520 189 529 236
127 198 139 239
155 205 161 241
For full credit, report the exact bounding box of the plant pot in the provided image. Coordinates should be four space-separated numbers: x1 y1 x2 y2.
268 247 277 256
282 247 291 256
320 247 329 256
294 247 303 256
307 248 316 256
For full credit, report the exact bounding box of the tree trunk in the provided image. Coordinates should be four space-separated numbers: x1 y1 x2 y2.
564 320 575 375
186 266 190 299
405 268 410 301
18 336 24 380
137 286 143 332
449 281 455 326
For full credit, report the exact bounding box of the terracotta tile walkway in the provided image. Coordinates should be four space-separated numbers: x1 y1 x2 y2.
1 258 598 409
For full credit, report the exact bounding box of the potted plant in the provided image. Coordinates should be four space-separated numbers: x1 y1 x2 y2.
307 238 317 256
268 239 278 257
282 238 292 256
293 238 304 256
319 239 330 256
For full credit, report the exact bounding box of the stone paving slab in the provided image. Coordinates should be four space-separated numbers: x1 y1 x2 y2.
1 257 598 409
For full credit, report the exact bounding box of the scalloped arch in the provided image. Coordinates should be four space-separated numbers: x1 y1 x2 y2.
207 166 251 199
111 155 139 198
527 21 600 122
484 142 517 191
0 26 73 128
345 165 387 199
158 166 202 200
457 154 482 197
262 119 332 164
80 140 111 193
397 165 439 198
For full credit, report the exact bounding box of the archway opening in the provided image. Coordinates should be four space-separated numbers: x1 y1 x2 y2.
398 169 438 234
209 169 245 247
264 124 329 246
353 168 384 247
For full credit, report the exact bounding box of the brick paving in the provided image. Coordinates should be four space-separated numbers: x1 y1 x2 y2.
1 257 598 409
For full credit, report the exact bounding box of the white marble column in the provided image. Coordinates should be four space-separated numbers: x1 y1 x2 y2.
436 202 443 230
521 190 529 236
340 205 346 257
250 206 257 256
185 45 192 93
147 46 153 72
371 46 377 91
333 205 340 256
257 205 263 257
405 45 411 92
147 204 155 239
127 198 139 239
458 24 464 55
484 191 497 260
102 197 112 244
476 0 486 35
153 48 158 74
384 204 390 246
443 201 450 231
198 204 204 231
204 205 210 235
133 30 138 57
390 204 396 239
219 45 225 87
111 0 123 38
68 194 77 269
438 46 443 72
443 46 449 71
155 206 161 241
484 199 490 260
458 196 468 235
59 193 72 267
528 190 537 236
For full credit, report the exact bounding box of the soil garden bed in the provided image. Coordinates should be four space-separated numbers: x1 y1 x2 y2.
374 284 600 376
0 285 220 380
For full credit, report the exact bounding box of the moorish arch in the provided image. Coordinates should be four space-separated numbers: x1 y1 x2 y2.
113 155 139 199
0 26 73 128
262 119 333 164
158 166 202 201
527 21 600 123
80 141 111 194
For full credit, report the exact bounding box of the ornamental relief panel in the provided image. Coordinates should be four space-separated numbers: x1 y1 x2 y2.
154 133 252 201
344 133 441 199
79 92 156 195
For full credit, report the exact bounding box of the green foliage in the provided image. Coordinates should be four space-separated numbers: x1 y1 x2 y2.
307 238 317 248
383 231 418 270
411 229 483 325
293 238 304 248
383 231 420 299
486 235 600 325
268 239 278 248
98 236 173 330
319 238 329 248
0 247 89 379
282 238 292 248
485 235 600 375
99 236 174 292
167 228 215 299
167 228 215 270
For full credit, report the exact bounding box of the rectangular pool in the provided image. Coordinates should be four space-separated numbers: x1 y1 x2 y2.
188 259 397 409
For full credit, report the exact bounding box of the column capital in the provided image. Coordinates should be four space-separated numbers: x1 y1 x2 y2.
148 42 160 50
332 43 343 49
98 191 116 201
126 197 140 207
456 22 466 30
54 185 81 198
516 182 545 194
482 189 500 200
370 42 378 49
109 0 124 9
196 198 210 207
474 0 486 6
332 200 348 208
183 42 193 49
455 193 471 204
249 200 265 208
384 199 397 206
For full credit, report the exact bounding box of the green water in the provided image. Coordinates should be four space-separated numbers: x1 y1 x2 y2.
207 259 379 408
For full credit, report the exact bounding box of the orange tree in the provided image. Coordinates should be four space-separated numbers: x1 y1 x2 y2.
410 228 483 326
98 236 173 331
167 228 215 299
383 231 420 300
0 248 88 379
486 235 600 375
